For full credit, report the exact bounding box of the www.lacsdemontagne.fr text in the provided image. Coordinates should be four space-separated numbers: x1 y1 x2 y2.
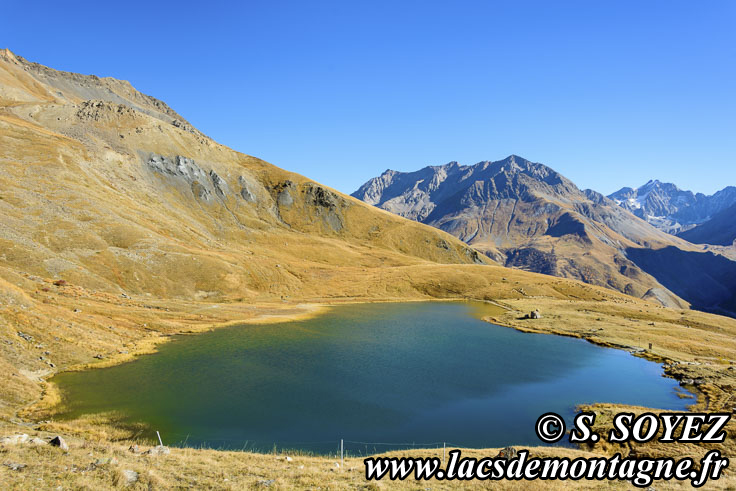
364 449 728 487
364 411 731 487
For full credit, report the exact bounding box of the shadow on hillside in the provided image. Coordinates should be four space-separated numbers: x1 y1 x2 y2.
626 246 736 317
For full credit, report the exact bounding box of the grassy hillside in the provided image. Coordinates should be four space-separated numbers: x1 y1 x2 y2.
1 50 736 489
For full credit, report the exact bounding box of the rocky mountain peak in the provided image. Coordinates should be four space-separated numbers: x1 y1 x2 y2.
0 48 18 62
352 155 711 310
609 180 736 234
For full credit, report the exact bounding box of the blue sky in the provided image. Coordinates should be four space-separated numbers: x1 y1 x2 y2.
3 1 734 195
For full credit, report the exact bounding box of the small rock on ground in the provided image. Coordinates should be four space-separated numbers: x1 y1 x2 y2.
495 446 518 460
94 457 119 466
144 445 170 456
49 436 69 451
121 469 138 485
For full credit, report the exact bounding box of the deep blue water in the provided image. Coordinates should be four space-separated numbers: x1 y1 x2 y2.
53 301 689 454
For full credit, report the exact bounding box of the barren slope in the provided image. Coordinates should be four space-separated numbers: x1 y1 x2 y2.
679 201 736 247
353 156 700 308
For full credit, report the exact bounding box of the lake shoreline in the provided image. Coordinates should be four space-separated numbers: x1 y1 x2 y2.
32 295 701 423
43 298 698 453
5 291 734 489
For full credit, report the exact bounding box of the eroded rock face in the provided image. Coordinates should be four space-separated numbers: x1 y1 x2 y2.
238 176 258 203
190 181 212 201
238 176 258 202
148 155 206 181
465 248 485 264
146 155 217 203
304 183 339 210
146 153 274 209
275 181 296 207
76 100 139 122
209 170 229 198
304 183 346 232
505 247 558 276
269 181 348 232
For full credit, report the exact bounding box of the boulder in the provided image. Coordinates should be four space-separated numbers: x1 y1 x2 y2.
0 434 29 445
121 469 139 485
530 310 542 319
145 445 170 456
49 435 69 451
495 446 518 460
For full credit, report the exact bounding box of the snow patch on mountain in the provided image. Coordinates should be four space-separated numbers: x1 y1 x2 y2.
608 181 736 235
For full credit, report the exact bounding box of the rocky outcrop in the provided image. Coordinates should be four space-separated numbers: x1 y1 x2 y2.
505 248 558 276
147 155 215 202
352 155 697 306
304 183 340 210
75 100 139 122
1 49 200 135
238 176 258 202
678 201 736 246
304 183 347 232
148 155 205 180
145 155 274 211
609 180 736 234
209 170 229 198
274 180 296 208
271 181 348 232
144 445 171 456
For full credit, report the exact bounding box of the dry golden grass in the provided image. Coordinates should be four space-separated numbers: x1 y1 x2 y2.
3 258 736 489
1 50 735 488
3 429 735 490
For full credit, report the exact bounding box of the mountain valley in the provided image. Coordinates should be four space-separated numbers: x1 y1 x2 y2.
353 157 736 316
1 49 736 489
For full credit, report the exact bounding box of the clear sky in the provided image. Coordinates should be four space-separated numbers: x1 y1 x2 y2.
3 1 734 195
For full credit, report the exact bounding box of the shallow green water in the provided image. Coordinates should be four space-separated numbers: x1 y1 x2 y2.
53 302 689 454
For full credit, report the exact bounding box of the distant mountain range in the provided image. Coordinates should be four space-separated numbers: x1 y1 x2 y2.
608 180 736 234
353 156 736 316
678 201 736 246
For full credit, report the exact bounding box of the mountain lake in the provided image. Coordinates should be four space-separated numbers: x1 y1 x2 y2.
52 301 691 455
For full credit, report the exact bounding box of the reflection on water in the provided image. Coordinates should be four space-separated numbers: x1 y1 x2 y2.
53 301 688 454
